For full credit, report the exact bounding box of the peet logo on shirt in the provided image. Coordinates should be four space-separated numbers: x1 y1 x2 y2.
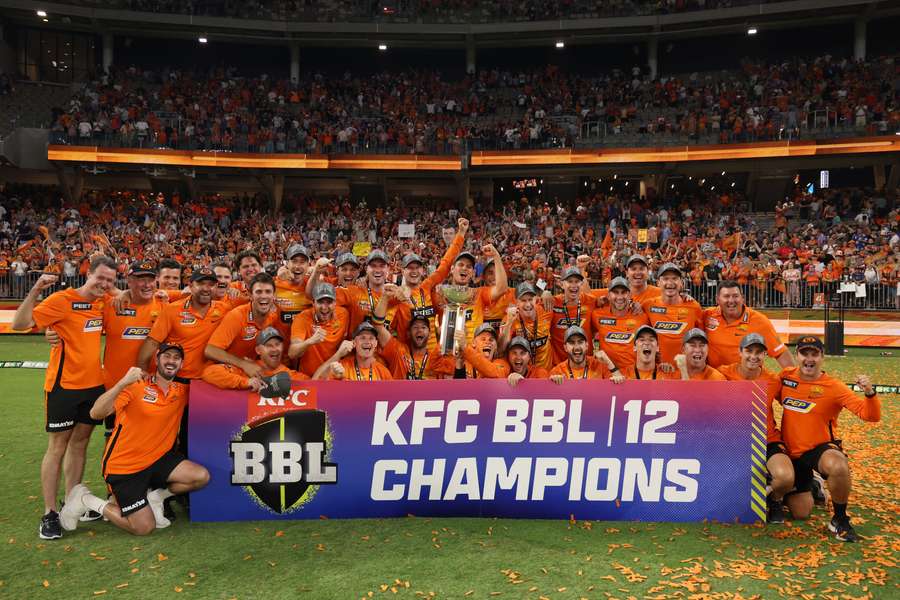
781 378 799 388
72 302 93 311
83 318 103 332
116 308 137 317
598 318 617 326
782 397 815 413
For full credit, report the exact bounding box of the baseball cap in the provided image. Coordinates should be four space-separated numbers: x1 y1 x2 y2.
657 262 683 278
402 254 424 268
626 255 649 268
507 336 532 353
516 282 539 299
562 266 584 281
335 253 359 268
366 249 389 264
256 326 284 346
455 251 477 265
128 260 157 277
634 324 657 340
682 328 708 344
408 313 430 328
285 244 309 260
259 371 292 399
796 335 824 352
474 323 497 338
609 276 629 291
190 267 217 283
157 342 185 358
353 322 378 337
313 283 336 301
739 332 767 350
564 325 588 342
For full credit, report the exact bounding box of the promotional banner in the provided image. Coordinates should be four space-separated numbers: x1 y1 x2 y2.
188 380 768 523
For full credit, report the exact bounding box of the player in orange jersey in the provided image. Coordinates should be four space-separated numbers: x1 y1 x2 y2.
591 276 650 371
642 263 703 364
589 254 662 304
436 244 508 343
549 326 624 383
230 250 262 296
274 244 313 326
499 282 553 371
674 328 726 381
326 323 393 381
505 336 550 387
624 326 680 380
289 283 352 377
545 266 597 365
777 336 880 542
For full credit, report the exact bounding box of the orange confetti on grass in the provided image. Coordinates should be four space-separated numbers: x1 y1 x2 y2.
157 553 168 562
275 530 285 537
42 580 49 588
92 591 106 596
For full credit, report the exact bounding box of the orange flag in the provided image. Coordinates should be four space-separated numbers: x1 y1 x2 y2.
600 229 613 258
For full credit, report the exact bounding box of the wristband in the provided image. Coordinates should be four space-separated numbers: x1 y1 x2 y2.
864 390 877 398
609 366 619 373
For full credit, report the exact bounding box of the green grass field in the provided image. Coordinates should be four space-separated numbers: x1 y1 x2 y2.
0 336 896 599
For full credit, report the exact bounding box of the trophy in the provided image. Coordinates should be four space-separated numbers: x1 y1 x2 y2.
436 284 477 355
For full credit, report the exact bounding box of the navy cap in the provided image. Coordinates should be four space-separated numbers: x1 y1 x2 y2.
157 342 185 358
564 325 588 342
402 253 424 268
634 325 657 340
366 249 389 264
190 267 217 283
682 327 708 344
609 276 629 291
256 326 284 346
128 260 157 277
796 335 824 352
474 323 497 338
626 255 649 268
285 244 309 260
313 283 336 301
335 253 359 268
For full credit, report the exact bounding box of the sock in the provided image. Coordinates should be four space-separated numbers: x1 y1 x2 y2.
83 493 110 515
833 502 848 520
150 488 175 502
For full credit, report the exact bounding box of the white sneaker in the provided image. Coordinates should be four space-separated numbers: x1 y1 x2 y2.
146 489 171 529
59 484 89 532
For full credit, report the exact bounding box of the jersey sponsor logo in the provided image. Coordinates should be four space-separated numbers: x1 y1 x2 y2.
280 312 295 323
649 306 667 314
605 331 633 344
808 385 824 398
83 318 103 332
781 378 799 388
598 317 617 326
529 336 549 348
782 397 815 413
142 387 159 403
242 326 259 341
181 315 197 325
411 306 436 319
122 326 151 340
72 302 93 311
653 321 686 333
706 317 719 330
116 308 137 317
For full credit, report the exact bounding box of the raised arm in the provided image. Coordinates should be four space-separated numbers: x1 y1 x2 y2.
485 244 508 301
11 274 57 330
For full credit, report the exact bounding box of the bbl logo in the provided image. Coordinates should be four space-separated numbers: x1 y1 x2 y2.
230 409 338 514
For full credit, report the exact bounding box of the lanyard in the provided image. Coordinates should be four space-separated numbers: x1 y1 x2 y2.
366 284 376 316
633 365 657 380
354 359 374 381
518 314 539 347
411 287 426 310
567 360 588 379
406 351 429 380
562 299 581 328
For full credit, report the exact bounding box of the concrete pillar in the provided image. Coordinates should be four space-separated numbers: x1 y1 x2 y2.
647 37 658 80
289 42 300 84
272 174 285 213
465 35 476 75
887 162 900 192
854 18 866 61
456 175 470 210
102 33 113 73
874 163 886 191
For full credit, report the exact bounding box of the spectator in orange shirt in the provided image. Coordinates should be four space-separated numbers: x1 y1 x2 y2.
674 328 726 381
505 336 549 387
549 326 625 383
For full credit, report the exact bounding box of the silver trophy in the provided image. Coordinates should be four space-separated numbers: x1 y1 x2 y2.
436 284 477 355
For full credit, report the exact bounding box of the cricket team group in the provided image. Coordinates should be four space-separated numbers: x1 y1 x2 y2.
11 217 881 542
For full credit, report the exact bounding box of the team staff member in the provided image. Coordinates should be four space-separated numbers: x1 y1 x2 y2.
499 283 553 371
703 281 794 368
625 326 679 380
76 345 210 535
12 257 118 539
326 323 393 381
390 217 468 352
643 263 703 364
592 276 650 371
506 336 549 387
289 283 351 377
275 244 313 325
674 329 726 381
717 333 793 524
778 336 880 542
549 326 624 383
546 266 596 365
205 273 288 375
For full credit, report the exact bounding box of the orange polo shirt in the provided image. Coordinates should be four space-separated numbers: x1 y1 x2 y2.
148 298 228 379
207 304 290 361
102 297 166 389
549 293 596 365
703 306 787 368
641 296 704 364
549 357 612 380
591 307 650 370
502 306 553 370
290 307 351 377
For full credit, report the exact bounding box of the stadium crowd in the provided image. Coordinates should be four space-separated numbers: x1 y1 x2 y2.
2 182 898 308
48 53 899 154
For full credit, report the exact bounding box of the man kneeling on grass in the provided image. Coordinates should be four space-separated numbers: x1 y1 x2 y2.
62 343 209 535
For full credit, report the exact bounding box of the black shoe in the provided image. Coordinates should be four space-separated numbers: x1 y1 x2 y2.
80 509 102 522
828 516 858 542
39 511 62 540
811 477 827 506
163 497 177 521
767 498 786 524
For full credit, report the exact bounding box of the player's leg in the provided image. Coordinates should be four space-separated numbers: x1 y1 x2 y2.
165 460 210 495
765 443 794 524
783 456 814 520
784 491 814 520
42 430 73 514
98 499 157 536
85 472 156 535
62 422 94 495
817 447 857 542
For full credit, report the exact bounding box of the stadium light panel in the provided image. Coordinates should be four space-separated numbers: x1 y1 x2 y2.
555 41 565 49
42 18 49 22
747 28 758 35
378 44 388 51
198 37 208 43
37 10 47 17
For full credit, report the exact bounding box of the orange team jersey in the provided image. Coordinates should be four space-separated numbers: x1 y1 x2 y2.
593 284 662 305
623 364 680 380
502 306 553 370
332 356 393 381
274 277 312 326
549 357 612 380
391 233 465 353
430 346 510 379
718 363 782 442
481 288 514 329
101 377 188 476
380 338 452 380
686 365 727 381
201 361 307 389
207 304 290 361
516 365 550 379
32 288 108 392
590 307 650 370
102 297 166 389
549 293 596 365
641 297 703 363
777 367 881 458
703 306 787 368
147 298 228 379
291 306 351 377
336 284 401 335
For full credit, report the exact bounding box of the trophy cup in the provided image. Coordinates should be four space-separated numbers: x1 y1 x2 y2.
436 284 477 355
